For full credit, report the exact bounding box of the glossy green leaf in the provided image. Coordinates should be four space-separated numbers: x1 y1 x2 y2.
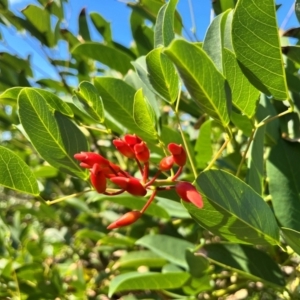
156 196 191 218
183 169 279 245
78 8 91 41
90 12 112 42
75 81 104 123
223 49 260 118
136 234 194 269
18 88 88 179
72 42 133 75
194 120 213 169
154 0 178 48
202 243 285 288
130 11 154 56
108 271 190 297
267 138 300 231
203 10 230 73
165 40 230 126
0 146 39 195
0 87 22 105
133 88 158 137
232 0 288 100
146 47 179 103
223 10 234 50
246 126 265 195
94 77 157 142
281 227 300 256
114 250 167 269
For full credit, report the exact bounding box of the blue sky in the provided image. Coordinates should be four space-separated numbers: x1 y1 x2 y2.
2 0 299 82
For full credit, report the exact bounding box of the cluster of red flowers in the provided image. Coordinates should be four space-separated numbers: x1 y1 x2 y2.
74 134 203 230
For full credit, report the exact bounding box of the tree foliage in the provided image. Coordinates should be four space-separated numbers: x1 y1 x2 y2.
1 0 300 299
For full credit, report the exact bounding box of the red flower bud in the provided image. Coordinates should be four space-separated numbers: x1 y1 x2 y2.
113 139 135 158
124 134 142 147
168 143 187 166
107 210 142 229
90 164 107 193
159 156 174 171
134 141 150 163
74 152 110 169
110 177 147 196
175 182 203 209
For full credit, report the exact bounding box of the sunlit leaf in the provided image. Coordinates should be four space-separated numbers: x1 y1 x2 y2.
183 169 280 245
232 0 288 100
0 146 39 195
281 227 300 256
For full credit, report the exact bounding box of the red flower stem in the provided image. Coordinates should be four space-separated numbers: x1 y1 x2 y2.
135 158 144 175
171 166 183 181
140 190 157 214
108 165 119 176
143 162 149 182
118 169 132 178
156 186 175 191
104 189 125 196
145 170 161 188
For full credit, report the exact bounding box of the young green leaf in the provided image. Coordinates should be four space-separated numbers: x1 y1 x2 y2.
246 127 265 195
146 47 179 103
267 138 300 231
94 77 157 142
183 169 280 246
232 0 288 100
90 12 112 42
223 48 260 118
0 146 39 195
108 271 190 297
165 39 230 126
136 234 194 269
18 88 88 179
75 81 104 123
203 10 231 73
203 243 285 288
133 88 158 137
78 8 91 41
154 0 178 48
72 42 133 75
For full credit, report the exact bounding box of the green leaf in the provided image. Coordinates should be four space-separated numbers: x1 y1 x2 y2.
281 227 300 256
0 146 39 195
90 12 112 42
185 250 209 278
282 46 300 65
136 234 194 269
213 0 237 15
223 49 260 118
146 47 179 103
75 81 104 123
296 0 300 24
0 87 22 105
194 120 213 169
18 88 88 179
246 126 265 195
108 271 190 297
133 88 157 137
183 169 279 245
154 0 178 48
230 111 253 137
165 39 230 127
203 10 231 73
72 42 133 75
232 0 288 100
203 243 285 288
114 250 167 269
267 138 300 231
94 77 158 142
78 8 91 41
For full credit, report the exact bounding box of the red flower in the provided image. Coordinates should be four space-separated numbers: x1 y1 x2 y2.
134 141 150 163
175 182 203 208
74 152 110 169
110 177 147 196
159 156 174 171
124 134 142 147
107 210 142 229
113 139 135 158
168 143 187 166
90 164 107 193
